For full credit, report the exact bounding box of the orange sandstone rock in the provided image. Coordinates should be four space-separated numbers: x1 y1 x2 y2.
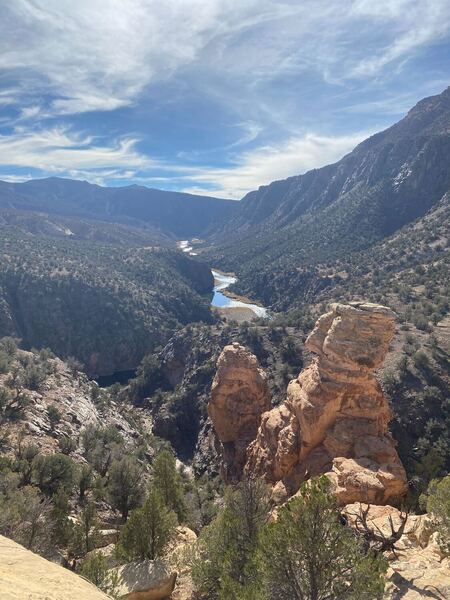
208 342 270 481
245 302 407 504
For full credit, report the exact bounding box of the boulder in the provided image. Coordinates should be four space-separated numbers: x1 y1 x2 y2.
245 302 407 504
111 560 177 600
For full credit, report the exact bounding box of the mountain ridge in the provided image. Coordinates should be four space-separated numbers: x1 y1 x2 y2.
0 177 236 239
206 85 450 308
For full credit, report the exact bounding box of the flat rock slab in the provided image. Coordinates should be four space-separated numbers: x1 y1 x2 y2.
0 535 110 600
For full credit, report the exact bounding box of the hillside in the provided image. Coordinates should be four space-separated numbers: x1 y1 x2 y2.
206 86 450 308
0 228 214 376
0 177 236 238
0 207 173 246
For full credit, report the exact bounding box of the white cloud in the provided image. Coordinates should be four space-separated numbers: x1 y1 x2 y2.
0 123 369 198
0 126 154 173
0 173 34 183
0 0 261 114
2 1 449 117
349 0 450 77
181 132 370 199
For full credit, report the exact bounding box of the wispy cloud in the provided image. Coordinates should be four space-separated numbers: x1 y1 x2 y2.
1 0 261 115
349 0 450 77
0 1 449 196
0 126 154 172
2 1 449 117
181 132 370 199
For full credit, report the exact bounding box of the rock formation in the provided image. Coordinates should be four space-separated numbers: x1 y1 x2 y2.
109 526 197 600
245 302 407 504
0 535 110 600
208 342 270 481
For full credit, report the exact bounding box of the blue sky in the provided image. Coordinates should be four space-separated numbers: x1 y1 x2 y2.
0 1 449 199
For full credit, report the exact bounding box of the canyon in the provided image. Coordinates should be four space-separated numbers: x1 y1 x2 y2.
0 87 448 600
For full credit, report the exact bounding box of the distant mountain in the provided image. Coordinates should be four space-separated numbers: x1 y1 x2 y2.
0 208 172 246
208 86 450 308
0 177 236 238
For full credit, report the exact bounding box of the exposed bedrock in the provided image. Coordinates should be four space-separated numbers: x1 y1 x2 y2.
209 303 408 505
208 342 270 481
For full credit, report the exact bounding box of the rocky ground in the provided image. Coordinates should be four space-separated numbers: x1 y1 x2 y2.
0 349 149 463
0 534 110 600
344 504 450 600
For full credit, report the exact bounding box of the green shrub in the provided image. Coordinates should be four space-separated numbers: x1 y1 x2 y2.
32 453 76 496
256 477 387 600
425 475 450 555
79 551 121 597
47 405 61 430
116 488 177 561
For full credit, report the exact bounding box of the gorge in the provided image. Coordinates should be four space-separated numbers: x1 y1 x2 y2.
0 86 449 600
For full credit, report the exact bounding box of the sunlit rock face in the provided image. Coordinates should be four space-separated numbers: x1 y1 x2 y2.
208 342 270 482
0 535 110 600
244 302 407 505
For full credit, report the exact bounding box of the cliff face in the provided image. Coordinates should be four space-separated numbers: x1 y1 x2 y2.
210 303 408 505
208 342 270 481
0 350 138 462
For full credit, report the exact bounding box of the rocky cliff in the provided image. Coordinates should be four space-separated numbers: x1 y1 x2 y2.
208 342 270 481
0 348 142 463
210 303 408 504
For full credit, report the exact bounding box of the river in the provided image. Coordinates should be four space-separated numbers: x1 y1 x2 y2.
211 270 268 318
177 240 268 318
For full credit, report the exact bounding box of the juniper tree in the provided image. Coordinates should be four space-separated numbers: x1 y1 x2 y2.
116 488 177 561
256 477 387 600
153 449 186 521
107 456 143 521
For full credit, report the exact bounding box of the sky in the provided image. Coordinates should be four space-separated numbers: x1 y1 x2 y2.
0 1 449 199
